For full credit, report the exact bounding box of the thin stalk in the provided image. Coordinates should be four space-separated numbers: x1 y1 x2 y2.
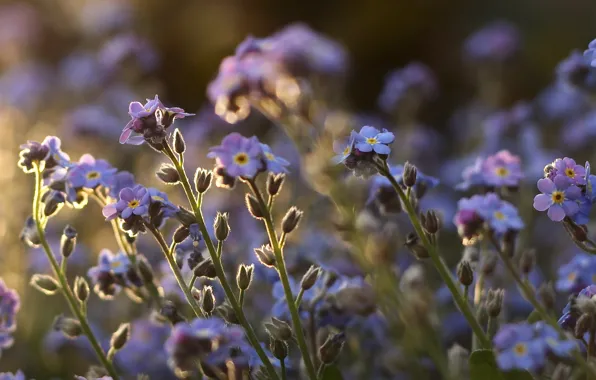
239 289 245 308
32 164 119 379
316 364 326 380
308 311 319 368
247 179 318 380
280 359 287 380
474 272 485 306
487 317 498 341
377 161 491 349
295 288 305 308
463 285 469 304
145 224 204 318
162 143 279 380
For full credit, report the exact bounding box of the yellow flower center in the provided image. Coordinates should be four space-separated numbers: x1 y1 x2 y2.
513 343 527 356
111 261 121 269
343 146 350 155
495 167 509 177
265 152 275 161
366 137 378 145
152 195 164 202
568 272 577 281
565 168 576 178
86 171 100 180
551 191 564 204
128 200 140 209
233 152 249 166
493 211 505 220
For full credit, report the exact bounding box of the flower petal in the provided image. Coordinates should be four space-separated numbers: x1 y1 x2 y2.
121 207 133 219
372 143 391 155
537 178 555 194
533 194 552 211
547 204 565 221
355 142 373 152
358 125 379 138
562 200 580 216
375 132 395 144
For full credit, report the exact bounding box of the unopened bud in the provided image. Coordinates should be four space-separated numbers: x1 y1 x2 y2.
137 257 154 284
110 323 131 350
54 315 82 338
160 300 186 325
156 164 180 184
60 225 77 258
319 332 345 364
300 266 320 290
267 173 285 196
265 317 293 341
519 248 536 275
194 168 213 194
486 288 505 318
245 194 263 219
236 264 254 291
447 344 470 379
176 206 196 227
282 207 303 234
404 233 429 259
30 274 60 295
254 245 276 267
402 161 417 188
575 313 593 339
568 220 588 242
194 259 217 279
538 282 556 311
21 216 41 247
173 225 190 243
42 190 65 217
457 261 474 287
270 339 288 360
74 276 89 303
422 210 441 234
173 129 186 154
214 212 230 241
202 286 215 314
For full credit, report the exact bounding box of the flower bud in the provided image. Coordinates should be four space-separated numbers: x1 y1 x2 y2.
270 339 288 360
156 164 180 184
457 261 474 287
137 256 154 284
282 207 303 234
265 317 293 341
30 274 60 295
110 323 131 351
254 245 276 267
236 264 254 291
173 225 190 243
20 215 41 247
176 206 196 227
245 194 263 219
160 300 186 325
404 233 429 259
267 173 285 197
519 248 536 275
74 276 89 303
60 225 77 258
202 286 215 314
421 210 441 234
194 259 217 279
538 282 556 311
214 212 230 241
42 190 65 217
319 332 345 364
402 161 417 188
54 315 82 338
300 265 320 291
194 168 213 194
173 129 186 154
486 288 504 318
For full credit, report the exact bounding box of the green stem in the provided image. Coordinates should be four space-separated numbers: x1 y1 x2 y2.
247 179 318 380
295 288 305 309
239 289 245 308
487 317 498 341
145 223 204 318
189 274 197 289
162 143 279 380
463 285 469 304
281 359 287 380
32 163 119 379
316 363 326 380
377 161 491 349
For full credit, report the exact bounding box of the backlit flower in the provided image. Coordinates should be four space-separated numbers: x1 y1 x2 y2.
207 133 264 178
352 126 395 155
533 176 582 221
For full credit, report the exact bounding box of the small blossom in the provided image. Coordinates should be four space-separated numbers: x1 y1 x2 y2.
207 133 264 178
453 195 488 242
556 253 596 294
559 285 596 330
457 150 523 190
476 193 524 235
533 176 582 221
463 21 520 63
102 185 151 221
550 157 587 185
377 62 437 114
41 136 70 168
352 126 395 155
87 249 133 299
17 140 49 173
260 143 290 174
0 278 19 356
67 154 117 190
332 135 354 165
106 171 136 198
0 370 25 380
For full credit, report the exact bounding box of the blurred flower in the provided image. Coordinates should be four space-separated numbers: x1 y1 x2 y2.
533 176 581 222
559 284 596 330
494 323 541 372
453 195 486 241
556 253 596 294
476 193 524 235
67 154 117 190
98 33 158 74
102 185 150 221
0 3 40 62
107 171 136 198
0 279 19 356
66 104 124 140
463 21 520 63
557 50 596 94
378 62 437 114
41 136 71 168
78 0 134 37
457 150 523 190
0 370 25 380
59 51 105 93
208 133 264 178
0 62 51 111
87 249 133 299
332 135 354 165
260 143 290 174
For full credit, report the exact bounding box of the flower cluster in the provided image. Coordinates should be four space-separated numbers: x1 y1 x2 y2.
0 279 20 355
559 284 596 331
556 253 596 293
87 249 140 299
457 150 524 190
333 125 395 177
494 322 577 372
454 192 523 242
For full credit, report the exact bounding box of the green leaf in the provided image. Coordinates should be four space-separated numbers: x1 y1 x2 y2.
469 350 534 380
320 365 344 380
526 310 543 324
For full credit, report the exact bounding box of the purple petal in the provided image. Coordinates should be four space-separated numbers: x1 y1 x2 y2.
554 175 571 190
119 187 135 201
102 204 118 220
350 130 365 143
119 124 133 144
547 204 565 221
375 132 395 144
79 154 95 165
562 200 580 216
565 186 582 200
128 102 145 115
127 135 145 145
533 194 552 211
537 178 555 194
121 207 133 219
133 205 148 215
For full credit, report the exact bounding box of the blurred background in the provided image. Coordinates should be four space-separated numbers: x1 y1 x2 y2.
3 0 596 378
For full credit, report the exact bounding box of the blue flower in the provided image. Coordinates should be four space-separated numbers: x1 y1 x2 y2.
352 126 395 155
109 252 131 275
260 143 290 174
496 339 545 372
332 135 354 164
87 249 132 299
208 133 264 178
0 370 25 380
41 136 70 167
559 285 596 330
102 185 151 221
534 322 577 358
533 176 582 222
476 193 524 235
0 279 19 356
147 188 178 218
107 171 136 198
67 154 117 190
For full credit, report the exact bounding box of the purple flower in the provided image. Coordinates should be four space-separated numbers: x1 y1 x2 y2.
98 33 158 74
476 193 524 234
67 154 117 190
87 249 133 299
260 143 290 174
59 51 104 92
40 136 70 168
557 50 596 93
453 195 487 241
494 323 545 373
0 370 25 380
378 62 437 113
102 185 150 221
207 133 264 178
556 253 596 294
148 187 178 219
463 21 521 63
352 126 395 155
482 150 524 187
0 278 19 355
17 140 49 173
533 176 582 221
106 171 136 198
559 285 596 330
552 157 586 185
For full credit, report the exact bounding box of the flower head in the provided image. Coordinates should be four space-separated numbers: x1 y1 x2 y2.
87 249 135 299
457 150 523 190
67 154 117 190
207 133 264 178
352 126 395 155
332 135 354 165
533 176 582 221
476 193 524 235
463 21 520 63
41 136 70 168
453 195 486 242
102 185 150 221
556 253 596 294
260 143 290 174
378 62 437 114
559 285 596 330
0 370 25 380
0 278 19 356
17 140 49 173
550 157 587 185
